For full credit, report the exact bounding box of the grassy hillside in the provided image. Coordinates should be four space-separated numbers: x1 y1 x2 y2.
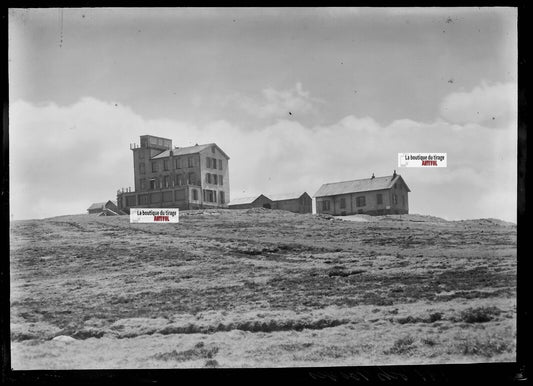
10 209 516 368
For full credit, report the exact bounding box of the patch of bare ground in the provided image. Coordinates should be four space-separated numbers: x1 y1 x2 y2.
10 209 516 368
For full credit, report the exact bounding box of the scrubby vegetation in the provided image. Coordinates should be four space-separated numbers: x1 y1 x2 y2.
10 209 516 368
384 335 416 355
459 306 501 323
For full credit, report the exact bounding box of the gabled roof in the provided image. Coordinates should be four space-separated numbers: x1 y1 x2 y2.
314 175 410 197
87 202 107 210
151 143 230 160
267 192 309 201
87 200 118 211
98 208 120 216
229 194 271 206
228 196 258 205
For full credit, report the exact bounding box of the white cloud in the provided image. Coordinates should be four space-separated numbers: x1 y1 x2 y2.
229 82 323 120
439 81 517 127
10 82 517 222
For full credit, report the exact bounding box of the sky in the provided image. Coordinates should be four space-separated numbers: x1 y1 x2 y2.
8 7 517 222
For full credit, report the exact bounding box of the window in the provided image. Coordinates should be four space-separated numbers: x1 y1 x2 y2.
393 194 398 205
149 179 156 190
188 172 196 185
206 173 212 184
175 158 181 169
220 191 225 204
176 174 182 186
126 196 136 207
219 175 223 185
207 157 218 169
377 193 383 205
340 197 346 209
163 175 169 188
140 194 149 205
140 179 146 191
212 146 216 154
203 189 216 203
219 160 223 170
402 195 405 206
192 189 198 201
213 174 218 185
152 162 158 173
188 157 194 168
163 159 169 171
322 200 330 211
356 196 366 207
139 163 145 174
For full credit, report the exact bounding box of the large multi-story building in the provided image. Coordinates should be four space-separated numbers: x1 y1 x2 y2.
117 135 230 213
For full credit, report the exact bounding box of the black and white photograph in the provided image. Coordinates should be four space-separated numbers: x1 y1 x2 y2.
8 7 518 371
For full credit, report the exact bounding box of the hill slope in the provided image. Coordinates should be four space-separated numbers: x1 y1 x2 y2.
10 209 517 368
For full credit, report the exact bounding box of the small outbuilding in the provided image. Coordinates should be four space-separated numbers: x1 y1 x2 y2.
87 200 126 215
228 194 274 210
269 192 312 214
229 192 312 214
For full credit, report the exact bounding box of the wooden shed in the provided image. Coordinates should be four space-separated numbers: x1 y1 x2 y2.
87 200 126 215
228 194 274 209
269 192 312 214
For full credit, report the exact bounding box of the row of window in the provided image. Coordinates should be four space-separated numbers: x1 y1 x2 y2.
191 189 225 204
321 193 405 211
205 173 224 185
132 188 225 205
204 189 224 203
140 173 199 190
139 157 195 174
139 156 224 174
182 188 225 204
330 196 369 211
140 172 226 191
206 157 223 170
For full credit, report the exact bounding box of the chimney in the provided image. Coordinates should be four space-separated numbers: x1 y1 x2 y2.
371 173 375 179
393 170 397 179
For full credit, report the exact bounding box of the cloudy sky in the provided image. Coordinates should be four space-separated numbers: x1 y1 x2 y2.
9 7 517 221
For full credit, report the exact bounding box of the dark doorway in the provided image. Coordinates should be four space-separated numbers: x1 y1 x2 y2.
263 203 271 209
